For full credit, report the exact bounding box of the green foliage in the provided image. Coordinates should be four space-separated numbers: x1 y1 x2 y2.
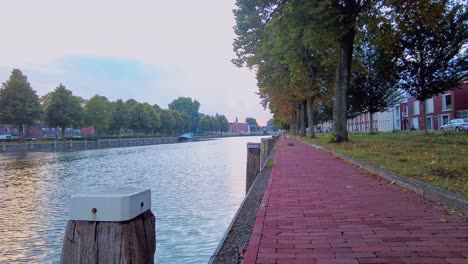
44 84 84 137
233 0 374 142
390 0 467 101
180 112 192 132
348 16 402 123
129 103 151 134
145 104 160 134
0 69 42 141
0 71 231 138
84 95 111 134
245 117 258 127
216 114 230 133
199 114 211 133
109 99 130 137
265 160 275 168
170 110 184 134
325 133 337 143
160 109 176 136
168 97 200 132
388 0 467 134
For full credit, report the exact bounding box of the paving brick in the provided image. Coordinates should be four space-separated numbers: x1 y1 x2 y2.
243 138 468 264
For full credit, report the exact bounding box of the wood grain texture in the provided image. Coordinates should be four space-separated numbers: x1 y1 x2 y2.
60 210 155 264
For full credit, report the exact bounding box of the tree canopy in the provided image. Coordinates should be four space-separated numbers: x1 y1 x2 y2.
44 84 84 138
84 95 111 135
0 69 42 141
233 0 467 139
168 97 200 132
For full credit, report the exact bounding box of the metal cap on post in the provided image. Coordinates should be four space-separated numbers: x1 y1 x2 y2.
70 188 151 221
246 142 261 194
61 188 156 264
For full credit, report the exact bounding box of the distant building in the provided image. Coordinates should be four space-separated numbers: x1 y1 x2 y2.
347 107 400 132
25 123 95 139
0 124 19 136
401 81 468 131
346 80 468 132
229 117 250 134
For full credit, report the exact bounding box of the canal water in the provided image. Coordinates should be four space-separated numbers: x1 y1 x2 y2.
0 136 266 263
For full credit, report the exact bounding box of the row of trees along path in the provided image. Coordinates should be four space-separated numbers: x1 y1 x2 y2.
0 70 232 141
244 137 468 264
234 0 467 140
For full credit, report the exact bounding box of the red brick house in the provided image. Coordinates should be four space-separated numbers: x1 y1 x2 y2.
0 124 19 136
401 80 468 131
229 118 251 134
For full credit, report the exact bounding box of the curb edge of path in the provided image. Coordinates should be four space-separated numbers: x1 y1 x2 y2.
209 138 280 264
302 139 468 216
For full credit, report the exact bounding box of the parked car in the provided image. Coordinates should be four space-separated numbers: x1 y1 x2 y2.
440 118 468 132
0 134 11 142
24 137 36 141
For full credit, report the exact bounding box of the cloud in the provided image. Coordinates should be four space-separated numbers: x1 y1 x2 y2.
0 0 272 126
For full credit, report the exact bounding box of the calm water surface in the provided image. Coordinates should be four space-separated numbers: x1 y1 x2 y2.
0 136 265 263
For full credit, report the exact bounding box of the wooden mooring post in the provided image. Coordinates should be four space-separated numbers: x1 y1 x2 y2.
60 188 156 264
2 142 6 152
260 138 269 171
246 142 261 194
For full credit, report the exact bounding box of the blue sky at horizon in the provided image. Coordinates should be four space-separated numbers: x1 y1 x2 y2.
0 1 272 126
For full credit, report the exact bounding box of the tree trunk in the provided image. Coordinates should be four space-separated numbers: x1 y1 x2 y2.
296 104 301 135
331 4 356 143
369 112 374 134
421 99 428 135
118 128 122 140
62 126 66 140
18 124 24 142
290 110 297 135
299 100 306 137
307 96 316 138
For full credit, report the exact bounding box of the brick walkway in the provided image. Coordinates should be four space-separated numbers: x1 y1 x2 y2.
243 138 468 264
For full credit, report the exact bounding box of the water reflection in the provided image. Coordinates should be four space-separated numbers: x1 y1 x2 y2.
0 136 265 263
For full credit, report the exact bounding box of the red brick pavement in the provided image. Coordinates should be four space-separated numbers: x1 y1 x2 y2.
243 138 468 264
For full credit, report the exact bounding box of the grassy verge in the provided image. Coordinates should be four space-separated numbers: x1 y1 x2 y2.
297 131 468 197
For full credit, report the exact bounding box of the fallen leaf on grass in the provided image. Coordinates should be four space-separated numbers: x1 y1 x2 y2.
440 218 448 222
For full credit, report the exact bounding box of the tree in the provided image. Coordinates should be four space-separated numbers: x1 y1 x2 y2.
84 95 111 135
0 69 42 141
180 112 192 132
109 99 130 139
245 117 258 127
159 109 175 136
233 0 376 142
125 99 138 109
144 104 160 135
347 16 402 133
168 97 200 132
216 114 230 133
129 103 151 134
170 110 184 134
389 0 467 135
199 115 211 133
44 84 84 139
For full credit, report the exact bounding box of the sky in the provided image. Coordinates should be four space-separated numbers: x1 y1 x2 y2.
0 1 272 126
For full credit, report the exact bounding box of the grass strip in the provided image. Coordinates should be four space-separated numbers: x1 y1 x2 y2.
296 131 468 197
